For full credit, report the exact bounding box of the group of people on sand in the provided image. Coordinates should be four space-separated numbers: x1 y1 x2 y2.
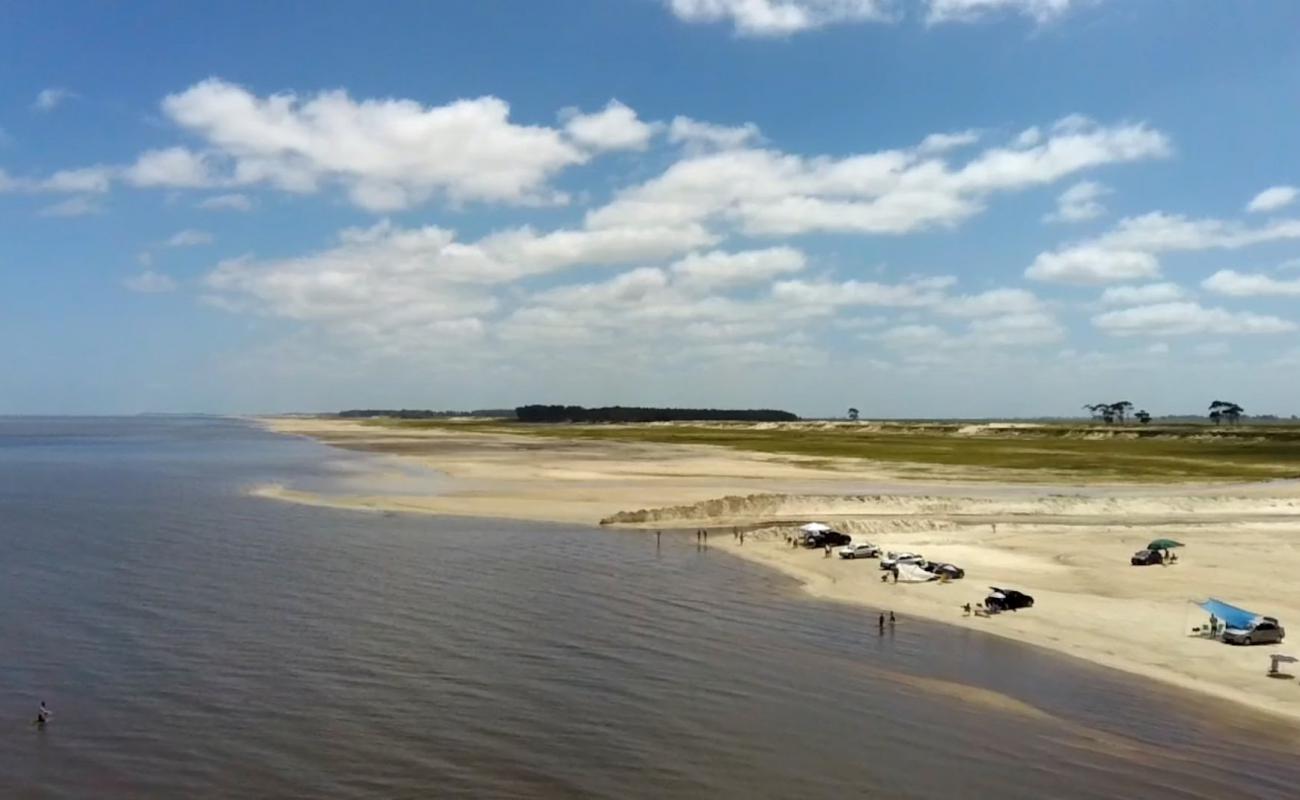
878 611 896 633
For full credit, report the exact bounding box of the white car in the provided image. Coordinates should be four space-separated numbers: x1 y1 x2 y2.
880 552 924 570
838 542 880 559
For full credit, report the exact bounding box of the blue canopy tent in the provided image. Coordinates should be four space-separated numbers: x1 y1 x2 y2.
1196 598 1261 630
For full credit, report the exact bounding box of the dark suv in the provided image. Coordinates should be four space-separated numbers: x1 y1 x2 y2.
804 531 851 548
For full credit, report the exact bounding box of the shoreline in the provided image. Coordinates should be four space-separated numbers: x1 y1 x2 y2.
254 416 1300 728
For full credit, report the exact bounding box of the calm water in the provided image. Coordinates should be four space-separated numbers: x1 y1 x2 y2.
1 417 1296 799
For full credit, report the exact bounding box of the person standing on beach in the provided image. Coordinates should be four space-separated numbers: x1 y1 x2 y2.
703 529 708 544
739 532 745 546
889 611 896 628
33 701 51 728
878 613 885 634
656 530 661 548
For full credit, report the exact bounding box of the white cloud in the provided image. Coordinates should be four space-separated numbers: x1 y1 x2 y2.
123 271 178 293
925 0 1080 24
669 247 806 290
771 276 955 308
968 311 1064 345
1030 212 1300 285
166 229 214 247
916 130 980 155
204 218 713 335
1202 269 1300 298
159 78 586 210
938 287 1044 317
1093 302 1295 336
33 88 73 112
590 117 1168 237
38 196 102 217
666 0 892 36
197 193 253 211
125 147 216 188
1246 185 1297 214
1098 282 1185 306
667 116 762 151
1045 179 1108 223
1026 247 1159 285
40 167 113 193
561 100 658 152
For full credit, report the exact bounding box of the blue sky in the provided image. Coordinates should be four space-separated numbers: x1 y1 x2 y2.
3 0 1300 416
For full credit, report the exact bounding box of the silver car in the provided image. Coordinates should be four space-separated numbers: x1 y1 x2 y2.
1222 617 1285 645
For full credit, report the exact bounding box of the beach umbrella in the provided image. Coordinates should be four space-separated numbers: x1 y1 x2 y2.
1147 539 1184 550
1268 654 1298 676
800 522 831 533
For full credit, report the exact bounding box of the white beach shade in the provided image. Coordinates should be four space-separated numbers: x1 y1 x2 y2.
1268 654 1298 675
800 523 832 533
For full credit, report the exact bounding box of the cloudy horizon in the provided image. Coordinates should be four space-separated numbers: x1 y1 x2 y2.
4 1 1299 417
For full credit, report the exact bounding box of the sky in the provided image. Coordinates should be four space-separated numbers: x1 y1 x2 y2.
3 0 1300 417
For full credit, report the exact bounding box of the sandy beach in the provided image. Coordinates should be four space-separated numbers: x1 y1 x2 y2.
258 416 1300 726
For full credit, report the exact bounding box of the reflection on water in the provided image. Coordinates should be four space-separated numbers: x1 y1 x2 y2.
0 417 1295 799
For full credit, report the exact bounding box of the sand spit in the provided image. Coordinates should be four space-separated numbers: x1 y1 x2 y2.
256 416 1300 727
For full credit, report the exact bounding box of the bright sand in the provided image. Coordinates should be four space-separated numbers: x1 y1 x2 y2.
258 416 1300 725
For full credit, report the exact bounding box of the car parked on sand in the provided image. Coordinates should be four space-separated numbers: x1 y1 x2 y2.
838 542 880 559
986 587 1034 612
925 562 965 580
880 552 924 570
1130 549 1164 566
1222 617 1285 646
803 530 851 548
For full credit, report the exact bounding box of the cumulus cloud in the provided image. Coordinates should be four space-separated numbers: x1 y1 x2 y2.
1093 302 1295 336
123 271 178 293
197 193 252 211
125 147 216 188
590 116 1168 237
1202 270 1300 297
666 0 892 36
1246 185 1297 214
1026 247 1159 285
937 287 1044 317
33 88 74 112
925 0 1081 24
158 78 588 210
38 196 102 217
561 100 659 152
166 229 214 247
40 167 113 193
1029 212 1300 284
1098 282 1185 306
1045 179 1108 223
669 247 807 290
668 116 762 151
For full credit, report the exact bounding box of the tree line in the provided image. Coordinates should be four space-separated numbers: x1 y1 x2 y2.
1081 400 1245 425
514 405 799 423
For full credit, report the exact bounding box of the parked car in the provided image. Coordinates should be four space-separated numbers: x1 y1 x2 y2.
804 530 851 548
838 542 880 559
1222 617 1285 645
1131 549 1164 566
880 552 924 570
926 562 965 580
986 587 1034 612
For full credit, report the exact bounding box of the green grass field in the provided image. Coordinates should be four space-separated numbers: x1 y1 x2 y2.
362 419 1300 482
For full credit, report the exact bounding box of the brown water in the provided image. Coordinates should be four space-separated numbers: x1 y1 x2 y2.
1 417 1295 798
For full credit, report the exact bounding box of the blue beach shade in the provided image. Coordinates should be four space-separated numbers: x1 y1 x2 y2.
1197 598 1261 630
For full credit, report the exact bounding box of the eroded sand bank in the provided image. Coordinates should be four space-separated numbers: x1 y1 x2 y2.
256 416 1300 725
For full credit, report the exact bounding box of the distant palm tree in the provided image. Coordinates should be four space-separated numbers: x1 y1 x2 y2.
1135 409 1151 424
847 407 860 421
